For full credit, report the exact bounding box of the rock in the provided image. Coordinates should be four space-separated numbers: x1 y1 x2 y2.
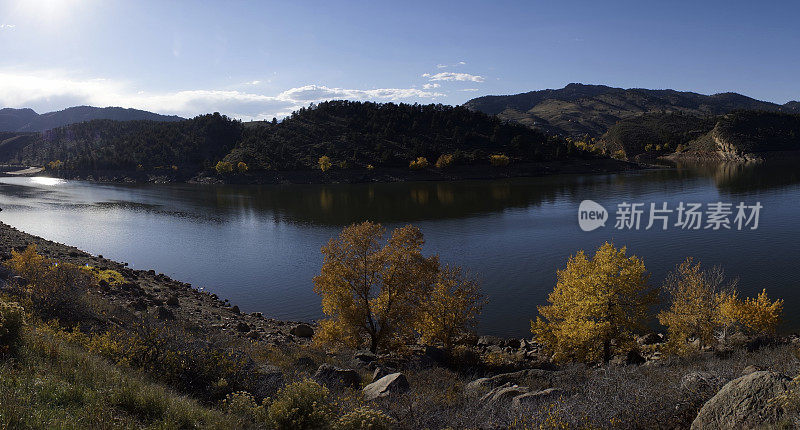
252 365 284 398
166 295 179 306
479 383 530 406
423 345 447 365
371 366 397 382
691 371 791 429
230 305 240 314
466 369 555 393
156 306 175 320
477 335 503 347
625 349 646 365
353 350 377 365
314 364 361 390
362 372 410 400
742 364 763 375
246 330 260 339
680 371 721 394
290 324 314 338
236 322 250 332
511 388 565 409
506 338 521 349
638 333 663 345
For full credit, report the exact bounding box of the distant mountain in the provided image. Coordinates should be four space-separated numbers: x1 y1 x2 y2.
464 83 800 137
0 106 184 132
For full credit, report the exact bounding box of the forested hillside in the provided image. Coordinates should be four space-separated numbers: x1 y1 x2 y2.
0 101 591 176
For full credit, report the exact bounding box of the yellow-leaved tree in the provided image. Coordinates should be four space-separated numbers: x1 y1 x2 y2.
657 258 733 355
415 265 485 351
531 242 656 363
318 156 332 172
313 221 439 352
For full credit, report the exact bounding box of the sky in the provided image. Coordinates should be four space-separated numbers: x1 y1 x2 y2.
1 0 799 121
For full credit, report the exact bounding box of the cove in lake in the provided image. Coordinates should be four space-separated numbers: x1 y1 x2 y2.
1 159 799 337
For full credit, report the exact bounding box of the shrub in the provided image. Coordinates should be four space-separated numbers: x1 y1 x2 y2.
237 162 249 173
83 266 125 287
215 161 234 174
47 160 63 170
267 380 334 430
366 164 375 170
435 154 454 169
223 391 267 423
319 156 332 172
531 242 656 363
335 406 396 430
409 157 429 170
4 245 95 323
0 300 26 354
719 289 783 335
489 154 510 166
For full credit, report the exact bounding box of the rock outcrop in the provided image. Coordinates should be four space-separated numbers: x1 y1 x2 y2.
691 371 792 429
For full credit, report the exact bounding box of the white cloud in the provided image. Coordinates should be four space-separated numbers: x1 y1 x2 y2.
436 64 447 69
422 83 440 89
458 61 466 65
459 88 479 92
422 72 485 82
0 70 445 121
245 80 261 85
0 24 16 29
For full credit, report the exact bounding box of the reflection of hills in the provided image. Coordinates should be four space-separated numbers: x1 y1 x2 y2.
197 180 582 226
676 158 800 194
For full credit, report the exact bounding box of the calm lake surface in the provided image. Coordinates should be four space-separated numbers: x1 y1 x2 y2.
1 160 799 337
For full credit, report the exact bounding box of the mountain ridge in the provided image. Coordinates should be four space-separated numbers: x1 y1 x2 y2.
464 83 800 137
0 105 184 132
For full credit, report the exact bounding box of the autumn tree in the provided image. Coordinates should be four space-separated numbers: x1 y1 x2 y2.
531 242 656 363
313 222 439 352
657 258 733 354
415 265 485 350
318 156 332 172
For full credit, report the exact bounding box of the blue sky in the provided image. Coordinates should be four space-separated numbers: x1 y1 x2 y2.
1 0 798 120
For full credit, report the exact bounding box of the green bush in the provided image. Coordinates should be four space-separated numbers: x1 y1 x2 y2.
267 380 334 430
223 391 267 423
0 300 25 354
335 407 396 430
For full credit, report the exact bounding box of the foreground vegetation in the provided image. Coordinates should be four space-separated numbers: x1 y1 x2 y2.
1 222 799 428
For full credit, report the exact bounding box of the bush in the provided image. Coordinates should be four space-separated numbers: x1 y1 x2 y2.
222 391 267 423
0 300 25 354
83 266 125 287
488 154 509 166
236 162 248 173
4 245 95 323
267 380 334 430
719 289 783 335
335 406 396 430
409 157 429 170
215 161 234 174
435 153 454 169
319 156 332 172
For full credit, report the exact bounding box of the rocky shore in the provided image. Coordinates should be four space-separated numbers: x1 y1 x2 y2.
0 221 312 347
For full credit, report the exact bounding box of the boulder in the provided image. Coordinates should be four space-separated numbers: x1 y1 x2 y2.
742 364 763 375
691 371 791 429
479 383 530 406
477 335 504 347
466 369 554 393
372 366 394 382
511 388 565 409
362 372 410 400
236 322 250 332
290 324 315 338
352 350 377 367
680 371 721 394
638 333 663 345
166 295 179 306
314 364 361 390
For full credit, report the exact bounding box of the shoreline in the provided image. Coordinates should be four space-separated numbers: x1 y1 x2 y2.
0 221 311 347
4 158 644 184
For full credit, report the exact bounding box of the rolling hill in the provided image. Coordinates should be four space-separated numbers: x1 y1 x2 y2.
0 106 184 132
464 83 800 137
